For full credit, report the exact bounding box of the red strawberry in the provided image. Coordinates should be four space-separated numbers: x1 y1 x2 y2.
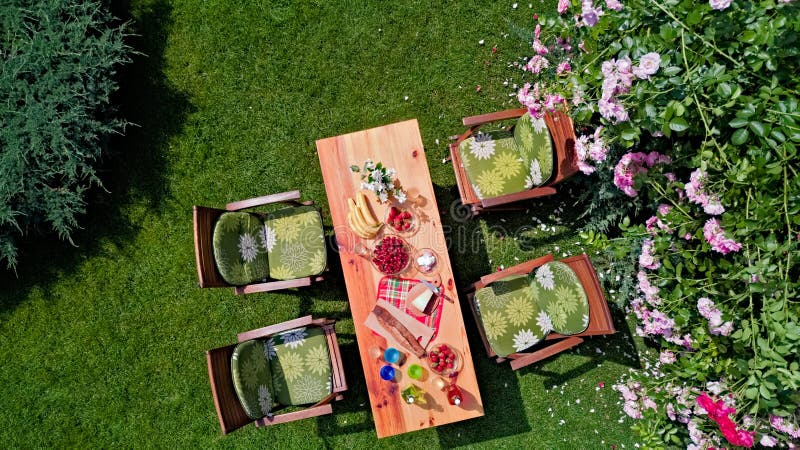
401 211 411 219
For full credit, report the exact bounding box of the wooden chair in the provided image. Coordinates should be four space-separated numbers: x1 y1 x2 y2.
193 190 326 295
448 108 578 216
466 253 615 370
206 316 347 434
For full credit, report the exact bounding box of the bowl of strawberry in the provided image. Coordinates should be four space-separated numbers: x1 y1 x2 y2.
371 235 412 275
385 205 416 235
427 344 461 376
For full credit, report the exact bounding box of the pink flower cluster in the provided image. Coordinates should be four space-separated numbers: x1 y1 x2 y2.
517 82 565 118
697 297 734 336
599 53 661 123
696 393 755 448
575 127 608 174
709 0 732 11
605 0 623 11
770 415 800 439
637 270 660 304
685 169 725 215
665 384 693 424
639 238 660 270
659 350 676 364
613 151 671 197
646 204 672 234
614 379 657 419
703 218 742 254
557 0 570 14
580 0 604 27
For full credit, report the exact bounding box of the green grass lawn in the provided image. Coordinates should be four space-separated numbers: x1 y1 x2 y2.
0 0 641 447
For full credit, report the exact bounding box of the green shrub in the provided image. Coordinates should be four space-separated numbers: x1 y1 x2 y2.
0 0 130 268
507 0 799 447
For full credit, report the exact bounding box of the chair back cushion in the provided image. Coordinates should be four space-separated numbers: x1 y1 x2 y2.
212 212 270 285
474 274 551 357
513 112 554 187
262 206 327 280
231 339 277 419
457 130 531 200
269 326 333 406
527 262 590 335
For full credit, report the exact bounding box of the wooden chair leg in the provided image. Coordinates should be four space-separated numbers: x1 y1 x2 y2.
509 336 584 371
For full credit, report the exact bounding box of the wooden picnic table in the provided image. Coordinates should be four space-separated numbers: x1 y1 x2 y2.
316 119 484 438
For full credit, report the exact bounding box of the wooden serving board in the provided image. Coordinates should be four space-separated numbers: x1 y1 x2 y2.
316 119 484 438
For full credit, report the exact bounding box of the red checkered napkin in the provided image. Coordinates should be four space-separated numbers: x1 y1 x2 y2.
377 276 444 340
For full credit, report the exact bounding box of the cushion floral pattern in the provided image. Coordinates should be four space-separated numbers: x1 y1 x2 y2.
263 206 327 281
474 262 590 357
474 274 550 357
269 326 333 406
213 212 270 285
513 112 554 188
231 339 277 419
528 262 590 335
457 130 531 200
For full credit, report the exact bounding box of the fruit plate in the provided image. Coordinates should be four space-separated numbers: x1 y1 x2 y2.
427 343 461 377
384 205 417 236
371 235 412 276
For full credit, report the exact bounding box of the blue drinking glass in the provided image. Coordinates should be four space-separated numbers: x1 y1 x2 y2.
379 365 396 381
384 347 401 364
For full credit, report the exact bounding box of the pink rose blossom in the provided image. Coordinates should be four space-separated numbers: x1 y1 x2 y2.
525 55 550 73
558 0 570 14
760 435 778 447
770 415 800 439
659 350 676 364
556 61 572 75
709 0 732 10
581 0 603 26
703 218 742 254
637 271 660 304
633 52 661 79
639 239 660 270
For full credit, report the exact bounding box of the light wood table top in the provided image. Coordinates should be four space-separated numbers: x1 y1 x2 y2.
316 119 484 438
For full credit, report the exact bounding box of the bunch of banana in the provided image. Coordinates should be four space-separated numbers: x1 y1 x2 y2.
347 192 382 239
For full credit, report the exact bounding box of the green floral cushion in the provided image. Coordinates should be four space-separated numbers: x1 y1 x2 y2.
474 275 551 357
457 130 531 200
513 112 554 187
263 206 327 280
231 339 277 420
528 262 590 335
213 212 270 285
269 326 333 406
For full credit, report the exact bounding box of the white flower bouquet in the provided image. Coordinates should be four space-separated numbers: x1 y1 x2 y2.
350 159 406 204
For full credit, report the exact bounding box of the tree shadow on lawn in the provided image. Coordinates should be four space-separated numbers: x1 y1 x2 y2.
0 0 192 313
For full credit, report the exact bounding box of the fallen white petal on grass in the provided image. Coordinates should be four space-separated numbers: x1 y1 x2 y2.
479 39 485 45
512 3 518 8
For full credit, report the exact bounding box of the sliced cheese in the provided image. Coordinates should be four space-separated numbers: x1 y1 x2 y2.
411 288 434 313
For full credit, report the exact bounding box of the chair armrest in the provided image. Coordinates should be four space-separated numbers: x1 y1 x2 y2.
479 187 558 209
255 404 333 427
234 277 313 295
463 108 527 127
509 336 584 370
476 254 554 289
226 190 302 211
237 315 314 342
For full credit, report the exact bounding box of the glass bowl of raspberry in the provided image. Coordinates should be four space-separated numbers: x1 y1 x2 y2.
371 235 412 276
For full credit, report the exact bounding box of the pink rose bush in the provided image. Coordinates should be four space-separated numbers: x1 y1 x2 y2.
504 0 799 447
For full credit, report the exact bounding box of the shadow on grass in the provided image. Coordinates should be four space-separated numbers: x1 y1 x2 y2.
0 0 192 313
